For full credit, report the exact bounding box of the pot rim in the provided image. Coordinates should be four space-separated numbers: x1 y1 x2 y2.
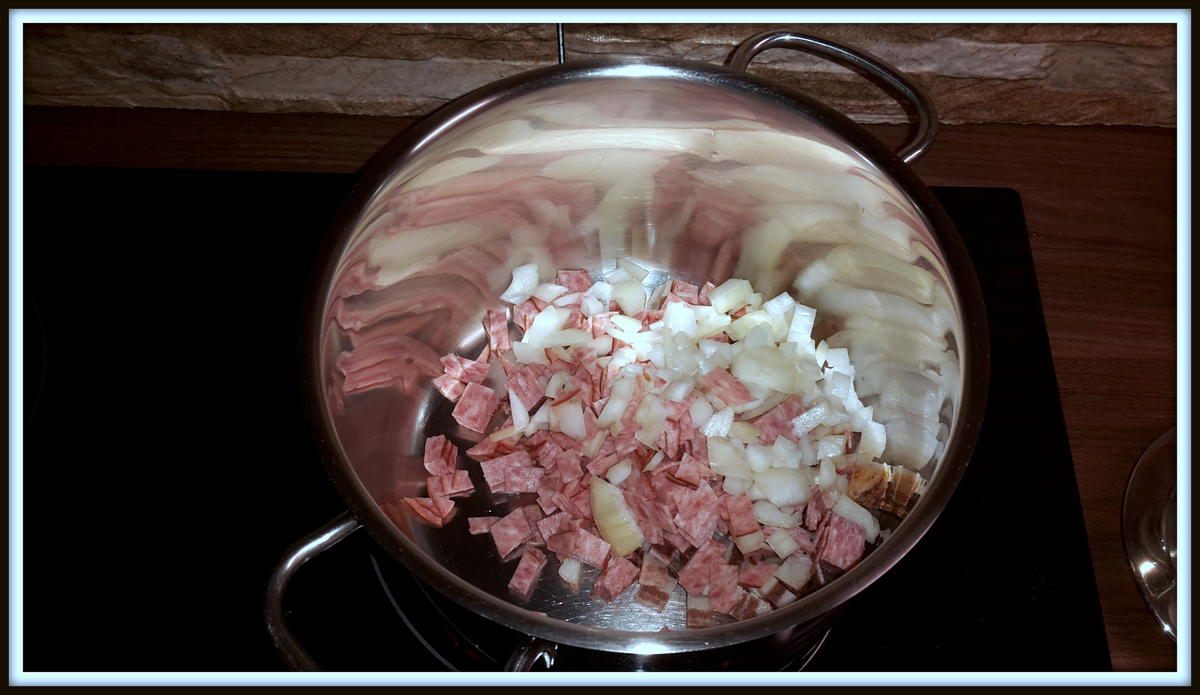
305 54 991 655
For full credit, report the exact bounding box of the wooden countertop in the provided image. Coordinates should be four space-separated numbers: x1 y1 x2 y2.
23 106 1181 672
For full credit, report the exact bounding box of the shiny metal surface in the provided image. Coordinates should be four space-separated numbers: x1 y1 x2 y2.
726 30 939 164
308 37 989 657
265 513 362 670
1122 426 1177 642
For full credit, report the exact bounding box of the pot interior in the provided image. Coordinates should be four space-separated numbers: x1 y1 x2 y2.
315 64 976 649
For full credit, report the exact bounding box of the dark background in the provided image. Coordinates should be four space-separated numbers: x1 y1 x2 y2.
21 167 1110 672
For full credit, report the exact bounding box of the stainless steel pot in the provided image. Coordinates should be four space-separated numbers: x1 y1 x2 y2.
267 29 989 671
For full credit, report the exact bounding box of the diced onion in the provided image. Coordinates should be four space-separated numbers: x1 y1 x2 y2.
709 278 753 314
754 467 812 507
509 389 530 430
701 406 734 437
512 341 549 365
558 557 583 591
554 399 587 440
766 528 799 558
590 476 644 556
612 280 647 315
763 292 795 316
534 283 568 302
753 500 801 528
606 459 633 485
544 328 593 347
733 530 765 554
775 554 813 591
833 494 880 543
728 421 760 443
500 262 539 304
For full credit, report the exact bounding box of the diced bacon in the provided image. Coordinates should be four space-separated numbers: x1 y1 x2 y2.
452 382 500 432
817 514 866 570
556 269 593 294
686 594 714 628
671 279 701 304
672 483 722 549
586 452 623 478
507 365 546 411
478 450 532 494
512 299 540 334
468 516 499 535
669 453 704 488
805 487 831 530
571 528 612 568
634 552 678 611
709 564 742 615
738 558 779 588
593 554 639 602
724 494 758 537
698 281 716 305
440 353 490 383
757 575 798 608
490 508 534 558
536 511 574 541
751 396 806 444
555 449 584 482
568 489 592 520
677 539 725 594
506 467 546 493
484 310 511 352
785 526 818 556
521 505 546 545
422 435 458 475
427 470 474 499
432 373 466 402
401 496 453 527
546 530 576 561
465 436 503 461
732 591 772 620
508 546 548 599
701 368 754 406
589 311 617 338
536 491 560 515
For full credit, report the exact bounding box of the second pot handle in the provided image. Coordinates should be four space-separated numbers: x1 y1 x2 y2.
264 511 362 671
726 30 938 164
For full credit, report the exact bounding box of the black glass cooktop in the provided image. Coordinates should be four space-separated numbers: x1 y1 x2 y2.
21 167 1111 673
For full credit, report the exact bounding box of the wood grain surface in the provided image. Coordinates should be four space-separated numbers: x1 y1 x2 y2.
22 105 1181 672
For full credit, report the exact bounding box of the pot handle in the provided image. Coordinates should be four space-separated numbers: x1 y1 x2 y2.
264 511 362 671
504 636 559 671
725 30 938 164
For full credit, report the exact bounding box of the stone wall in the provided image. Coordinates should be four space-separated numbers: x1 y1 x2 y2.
23 23 1177 126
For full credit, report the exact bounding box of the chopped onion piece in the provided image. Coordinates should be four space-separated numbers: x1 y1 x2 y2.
512 341 549 365
581 430 607 457
591 335 614 356
590 476 644 556
700 406 734 437
606 459 633 485
753 500 801 528
544 371 574 399
732 345 796 393
509 389 530 430
612 280 647 315
558 557 583 591
723 475 752 496
833 494 880 543
745 444 774 472
500 262 539 304
617 257 650 281
775 554 813 592
787 303 817 343
585 280 613 301
754 467 812 507
728 421 761 443
523 306 571 346
552 292 582 307
554 399 587 440
580 295 607 316
689 396 714 426
791 403 829 438
817 435 846 460
733 530 765 554
662 301 698 337
544 328 593 347
709 278 753 314
763 292 795 316
533 283 568 302
766 527 799 558
817 455 838 492
596 377 634 427
772 436 802 469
